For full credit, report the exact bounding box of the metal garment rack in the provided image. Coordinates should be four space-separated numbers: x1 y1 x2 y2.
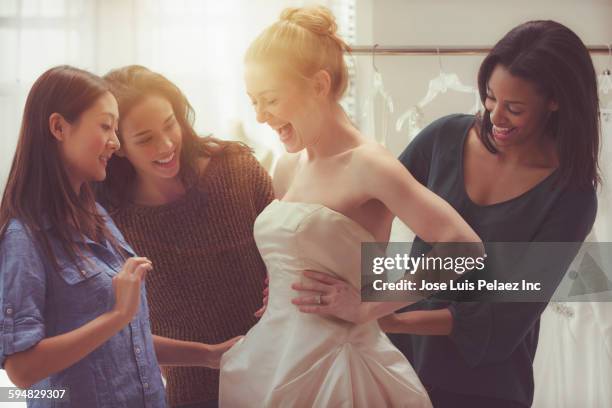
349 45 611 56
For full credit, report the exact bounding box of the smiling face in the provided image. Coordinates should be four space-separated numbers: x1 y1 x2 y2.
484 64 558 149
53 91 120 191
245 62 320 153
117 94 183 183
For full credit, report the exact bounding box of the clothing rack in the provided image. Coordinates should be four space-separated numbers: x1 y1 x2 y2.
349 45 611 56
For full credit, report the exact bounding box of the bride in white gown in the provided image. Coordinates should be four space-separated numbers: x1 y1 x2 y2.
219 6 481 407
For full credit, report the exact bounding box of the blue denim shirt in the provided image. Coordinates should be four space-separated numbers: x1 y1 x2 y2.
0 205 166 407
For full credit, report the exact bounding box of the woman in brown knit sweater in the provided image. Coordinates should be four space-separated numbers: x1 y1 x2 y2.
95 65 272 408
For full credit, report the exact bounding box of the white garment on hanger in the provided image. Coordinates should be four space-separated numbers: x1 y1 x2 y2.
396 70 481 142
394 105 424 142
533 109 612 407
599 62 612 109
362 68 394 146
533 297 612 408
593 108 612 241
599 71 612 97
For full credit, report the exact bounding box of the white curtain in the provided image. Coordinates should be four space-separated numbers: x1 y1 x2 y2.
128 0 356 171
0 0 97 193
0 0 356 192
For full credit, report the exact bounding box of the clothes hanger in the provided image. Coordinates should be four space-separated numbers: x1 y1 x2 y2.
362 44 394 145
598 44 612 95
396 48 479 132
371 44 394 114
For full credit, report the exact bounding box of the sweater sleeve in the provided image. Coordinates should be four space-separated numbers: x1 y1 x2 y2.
447 187 598 367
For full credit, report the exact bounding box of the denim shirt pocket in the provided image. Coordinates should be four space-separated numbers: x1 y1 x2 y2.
52 257 114 318
56 256 104 285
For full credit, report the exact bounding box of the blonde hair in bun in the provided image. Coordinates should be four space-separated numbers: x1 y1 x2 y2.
246 5 351 101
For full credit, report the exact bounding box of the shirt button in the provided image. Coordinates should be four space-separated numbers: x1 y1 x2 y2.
143 382 149 389
135 347 141 355
5 308 13 315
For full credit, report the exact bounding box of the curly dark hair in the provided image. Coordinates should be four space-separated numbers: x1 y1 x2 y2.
97 65 249 208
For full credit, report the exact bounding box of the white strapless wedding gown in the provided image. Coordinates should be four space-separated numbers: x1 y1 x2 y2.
219 200 431 407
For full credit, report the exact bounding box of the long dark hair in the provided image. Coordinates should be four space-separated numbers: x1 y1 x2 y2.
97 65 248 209
0 65 122 271
476 20 600 188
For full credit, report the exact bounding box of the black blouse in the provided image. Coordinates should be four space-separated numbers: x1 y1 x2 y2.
389 114 597 406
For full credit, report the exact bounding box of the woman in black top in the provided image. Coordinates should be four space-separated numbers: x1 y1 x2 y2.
290 20 600 407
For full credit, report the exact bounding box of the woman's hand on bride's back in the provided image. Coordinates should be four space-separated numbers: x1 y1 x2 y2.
291 270 364 323
202 336 243 369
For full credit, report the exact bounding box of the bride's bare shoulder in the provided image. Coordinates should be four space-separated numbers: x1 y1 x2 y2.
350 141 396 167
346 141 410 194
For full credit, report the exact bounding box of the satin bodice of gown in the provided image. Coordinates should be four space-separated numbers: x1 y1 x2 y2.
219 200 431 408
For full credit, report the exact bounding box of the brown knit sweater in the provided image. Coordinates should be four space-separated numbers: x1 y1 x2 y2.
110 148 273 406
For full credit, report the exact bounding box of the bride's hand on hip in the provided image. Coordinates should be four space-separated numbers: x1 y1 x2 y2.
291 270 365 324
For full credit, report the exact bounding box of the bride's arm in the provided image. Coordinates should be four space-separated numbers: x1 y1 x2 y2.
291 270 452 333
359 145 480 245
291 270 410 323
292 146 482 324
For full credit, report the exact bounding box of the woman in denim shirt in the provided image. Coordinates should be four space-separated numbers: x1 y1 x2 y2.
0 66 239 407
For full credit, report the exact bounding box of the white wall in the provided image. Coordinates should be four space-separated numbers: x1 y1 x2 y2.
353 0 612 156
